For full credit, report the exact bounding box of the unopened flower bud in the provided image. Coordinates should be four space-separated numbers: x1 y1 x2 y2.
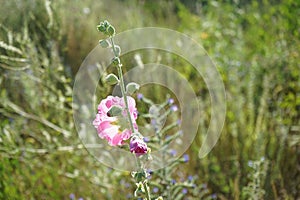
112 57 120 66
107 25 115 36
103 20 110 27
99 39 110 48
126 82 140 95
97 24 106 32
105 74 119 85
114 45 121 56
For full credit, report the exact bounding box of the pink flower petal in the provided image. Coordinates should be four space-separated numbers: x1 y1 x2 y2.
93 96 139 146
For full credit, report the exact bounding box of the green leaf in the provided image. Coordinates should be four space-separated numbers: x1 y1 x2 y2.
126 82 140 95
107 106 123 117
99 39 110 48
105 73 119 85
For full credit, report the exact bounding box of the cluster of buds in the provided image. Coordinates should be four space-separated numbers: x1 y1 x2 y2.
97 20 115 36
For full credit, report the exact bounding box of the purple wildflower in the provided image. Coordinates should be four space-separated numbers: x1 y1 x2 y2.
182 188 188 194
143 137 150 143
69 194 75 200
147 169 153 179
188 175 193 181
170 149 177 156
168 98 174 104
183 154 189 162
170 105 178 112
153 187 159 193
137 93 143 100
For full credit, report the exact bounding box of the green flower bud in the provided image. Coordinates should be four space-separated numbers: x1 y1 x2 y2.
112 57 120 66
107 25 115 36
126 82 140 95
103 20 110 27
99 39 110 48
107 105 123 117
105 74 119 85
115 45 121 56
97 24 106 32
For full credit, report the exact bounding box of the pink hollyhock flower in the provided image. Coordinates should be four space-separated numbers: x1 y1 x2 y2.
130 137 148 156
93 96 138 146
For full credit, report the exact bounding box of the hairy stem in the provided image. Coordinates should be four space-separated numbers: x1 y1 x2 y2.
109 34 151 200
144 181 151 200
110 37 135 132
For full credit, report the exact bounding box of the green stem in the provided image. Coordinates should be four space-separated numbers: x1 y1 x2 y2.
110 35 151 200
144 181 151 200
135 156 151 200
110 37 135 132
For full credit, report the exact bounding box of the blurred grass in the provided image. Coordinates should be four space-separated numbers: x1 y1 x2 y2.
0 0 299 199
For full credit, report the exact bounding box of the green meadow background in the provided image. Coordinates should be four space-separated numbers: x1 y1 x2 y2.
0 0 299 199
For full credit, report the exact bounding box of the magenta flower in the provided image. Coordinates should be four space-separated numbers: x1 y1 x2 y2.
130 137 148 156
93 96 138 146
